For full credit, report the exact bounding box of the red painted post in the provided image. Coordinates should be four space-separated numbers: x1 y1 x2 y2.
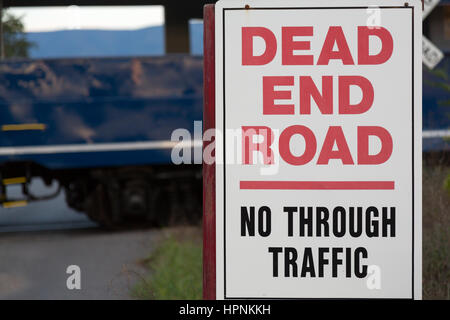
202 4 216 300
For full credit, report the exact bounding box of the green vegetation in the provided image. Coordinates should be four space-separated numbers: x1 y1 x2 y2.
445 173 450 195
426 65 450 187
423 165 450 300
427 64 450 107
133 229 202 300
1 9 36 58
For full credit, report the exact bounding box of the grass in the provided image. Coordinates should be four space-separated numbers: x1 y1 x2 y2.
133 165 449 300
132 227 202 300
423 165 450 300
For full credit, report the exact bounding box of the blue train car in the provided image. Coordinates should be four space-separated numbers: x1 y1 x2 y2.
423 57 450 152
0 56 204 226
423 0 450 152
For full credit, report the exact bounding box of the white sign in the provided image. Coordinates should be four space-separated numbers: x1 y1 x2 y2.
423 0 440 19
215 0 422 299
423 35 445 69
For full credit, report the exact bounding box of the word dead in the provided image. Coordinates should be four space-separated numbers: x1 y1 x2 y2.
242 26 393 66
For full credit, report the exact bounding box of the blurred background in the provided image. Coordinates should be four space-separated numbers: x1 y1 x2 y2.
0 0 448 300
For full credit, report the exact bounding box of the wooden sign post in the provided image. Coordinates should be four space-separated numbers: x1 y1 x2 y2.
203 3 216 300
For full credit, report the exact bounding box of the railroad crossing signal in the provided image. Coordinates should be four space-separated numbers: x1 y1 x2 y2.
423 0 440 18
422 0 444 69
423 35 445 69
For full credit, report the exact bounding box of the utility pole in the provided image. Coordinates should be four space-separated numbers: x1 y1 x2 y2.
164 1 203 54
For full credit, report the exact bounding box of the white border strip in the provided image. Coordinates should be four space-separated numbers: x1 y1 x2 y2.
0 131 446 157
0 140 203 156
422 129 450 138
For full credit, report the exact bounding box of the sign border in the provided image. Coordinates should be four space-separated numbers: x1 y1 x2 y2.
220 5 416 300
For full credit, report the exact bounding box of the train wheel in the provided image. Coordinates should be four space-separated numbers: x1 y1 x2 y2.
85 183 117 228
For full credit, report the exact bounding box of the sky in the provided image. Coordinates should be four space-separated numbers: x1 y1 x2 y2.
8 6 165 32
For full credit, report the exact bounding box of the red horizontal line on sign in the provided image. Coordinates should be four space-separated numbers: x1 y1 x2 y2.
240 181 395 190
